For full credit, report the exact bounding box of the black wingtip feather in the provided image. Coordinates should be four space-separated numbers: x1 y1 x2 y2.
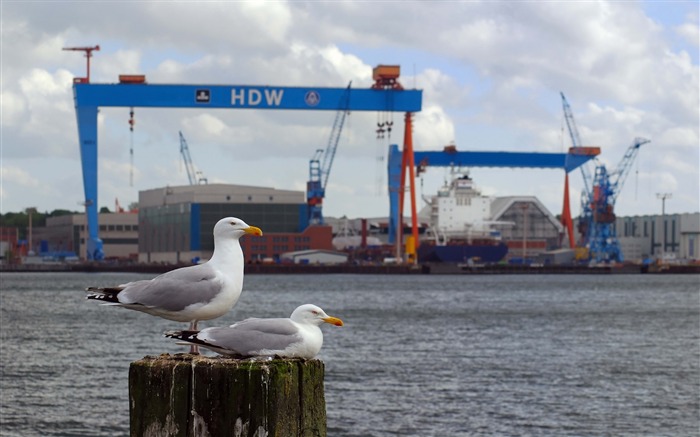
164 331 211 350
164 330 200 340
85 291 120 303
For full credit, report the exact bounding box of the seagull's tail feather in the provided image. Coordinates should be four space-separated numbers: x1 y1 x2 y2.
164 330 201 341
164 330 207 347
164 331 246 357
85 286 123 303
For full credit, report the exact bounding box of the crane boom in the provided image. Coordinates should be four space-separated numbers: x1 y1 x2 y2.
561 92 594 196
321 81 352 189
306 82 352 225
179 131 207 185
609 137 650 204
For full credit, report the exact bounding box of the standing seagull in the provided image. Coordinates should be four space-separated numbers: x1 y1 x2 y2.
86 217 262 353
165 304 344 359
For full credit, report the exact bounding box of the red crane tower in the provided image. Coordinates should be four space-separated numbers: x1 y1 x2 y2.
62 45 100 83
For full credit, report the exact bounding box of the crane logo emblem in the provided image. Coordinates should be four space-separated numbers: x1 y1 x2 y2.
195 89 210 103
231 88 285 106
305 90 320 107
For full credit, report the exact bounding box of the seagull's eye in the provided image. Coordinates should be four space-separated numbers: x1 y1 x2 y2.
311 310 319 315
230 221 237 226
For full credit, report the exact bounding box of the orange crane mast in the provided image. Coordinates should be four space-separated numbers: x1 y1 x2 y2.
63 45 100 83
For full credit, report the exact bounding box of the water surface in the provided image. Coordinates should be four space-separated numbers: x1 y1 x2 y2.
1 273 698 436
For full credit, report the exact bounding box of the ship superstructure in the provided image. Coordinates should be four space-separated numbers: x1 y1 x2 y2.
425 172 496 244
418 172 508 263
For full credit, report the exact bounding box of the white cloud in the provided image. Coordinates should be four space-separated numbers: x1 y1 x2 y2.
0 1 697 219
0 166 41 189
676 22 700 47
414 105 455 150
184 114 229 137
0 90 27 127
4 68 75 158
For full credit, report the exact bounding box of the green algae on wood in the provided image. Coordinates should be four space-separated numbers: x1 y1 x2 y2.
129 354 327 437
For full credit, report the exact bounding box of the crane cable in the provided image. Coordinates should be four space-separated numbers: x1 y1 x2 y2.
129 108 135 187
635 150 640 201
375 111 386 196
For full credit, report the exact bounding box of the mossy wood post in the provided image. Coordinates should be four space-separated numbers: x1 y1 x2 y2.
129 354 327 437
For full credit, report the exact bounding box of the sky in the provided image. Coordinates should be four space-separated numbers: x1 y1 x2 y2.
1 1 698 222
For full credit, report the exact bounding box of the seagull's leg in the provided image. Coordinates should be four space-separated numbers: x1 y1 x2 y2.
189 320 200 355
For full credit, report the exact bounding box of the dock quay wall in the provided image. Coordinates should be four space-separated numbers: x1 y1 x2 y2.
1 262 697 274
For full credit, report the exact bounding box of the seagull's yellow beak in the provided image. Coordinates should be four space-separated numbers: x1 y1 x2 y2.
323 316 344 327
244 226 263 236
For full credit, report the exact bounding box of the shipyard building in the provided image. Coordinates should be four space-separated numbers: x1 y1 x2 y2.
616 213 700 261
490 196 565 262
137 184 332 264
32 213 139 260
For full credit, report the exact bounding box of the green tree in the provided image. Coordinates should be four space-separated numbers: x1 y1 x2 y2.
48 209 78 218
0 209 79 239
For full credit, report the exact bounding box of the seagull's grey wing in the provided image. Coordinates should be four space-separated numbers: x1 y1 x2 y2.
201 318 302 355
119 264 222 312
231 317 299 334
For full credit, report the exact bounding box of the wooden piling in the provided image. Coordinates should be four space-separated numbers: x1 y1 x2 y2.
129 354 327 437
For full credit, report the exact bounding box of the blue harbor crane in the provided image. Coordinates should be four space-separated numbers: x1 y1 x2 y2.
70 59 421 260
560 93 649 263
307 82 351 225
585 137 650 263
178 131 208 185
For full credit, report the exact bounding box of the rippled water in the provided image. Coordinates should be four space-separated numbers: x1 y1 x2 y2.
1 272 698 436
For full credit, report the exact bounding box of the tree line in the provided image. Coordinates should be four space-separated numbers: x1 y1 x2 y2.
0 207 119 240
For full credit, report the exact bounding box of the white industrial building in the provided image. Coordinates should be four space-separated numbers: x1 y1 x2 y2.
616 212 700 262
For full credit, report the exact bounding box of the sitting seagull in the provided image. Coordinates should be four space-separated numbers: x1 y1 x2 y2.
164 304 344 359
86 217 262 353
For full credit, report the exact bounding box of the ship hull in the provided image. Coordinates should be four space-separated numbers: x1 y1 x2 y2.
417 242 508 263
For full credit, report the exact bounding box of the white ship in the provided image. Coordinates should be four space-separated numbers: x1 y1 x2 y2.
418 172 509 263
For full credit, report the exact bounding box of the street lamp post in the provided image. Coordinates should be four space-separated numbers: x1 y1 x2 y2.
656 193 672 256
520 203 529 264
25 207 37 256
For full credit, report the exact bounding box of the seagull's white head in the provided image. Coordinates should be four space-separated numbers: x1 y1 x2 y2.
291 304 344 327
213 217 263 240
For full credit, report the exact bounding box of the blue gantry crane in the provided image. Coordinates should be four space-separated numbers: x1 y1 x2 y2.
70 58 421 259
560 93 649 263
386 144 600 245
307 82 351 225
178 131 208 185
